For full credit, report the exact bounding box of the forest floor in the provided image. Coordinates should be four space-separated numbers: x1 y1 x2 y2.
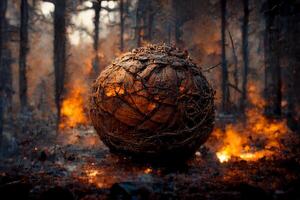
0 124 300 200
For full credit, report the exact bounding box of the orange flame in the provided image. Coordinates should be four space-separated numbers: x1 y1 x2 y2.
59 85 88 129
215 83 288 163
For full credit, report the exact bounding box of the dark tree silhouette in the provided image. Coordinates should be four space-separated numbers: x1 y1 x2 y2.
92 0 101 75
240 0 249 113
135 0 143 47
284 0 300 131
0 0 7 150
221 0 230 113
19 0 29 111
263 0 281 117
146 1 154 41
53 0 67 129
119 0 124 51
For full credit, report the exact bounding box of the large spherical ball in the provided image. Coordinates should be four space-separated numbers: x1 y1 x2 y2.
90 44 215 159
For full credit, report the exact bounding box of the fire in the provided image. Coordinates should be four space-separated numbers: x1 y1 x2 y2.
144 168 152 174
86 169 101 178
78 166 118 188
84 169 106 188
59 85 88 129
215 83 288 163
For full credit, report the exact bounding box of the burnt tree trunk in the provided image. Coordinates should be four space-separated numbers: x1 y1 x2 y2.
3 50 13 114
142 0 154 42
173 0 193 47
264 0 281 117
227 30 238 103
240 0 249 113
221 0 230 113
19 0 29 111
93 0 101 75
0 0 7 149
147 1 154 42
285 1 300 131
120 0 124 51
135 0 142 47
174 0 180 45
167 0 174 45
54 0 67 129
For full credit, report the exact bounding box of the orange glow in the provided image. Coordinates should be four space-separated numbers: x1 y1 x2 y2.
105 85 125 97
215 83 288 163
84 169 107 188
144 168 152 174
78 166 118 188
59 84 88 129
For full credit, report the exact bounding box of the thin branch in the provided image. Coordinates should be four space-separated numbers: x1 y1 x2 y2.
228 83 242 94
203 62 222 72
69 23 93 37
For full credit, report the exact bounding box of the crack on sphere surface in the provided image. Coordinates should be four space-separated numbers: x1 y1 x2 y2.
89 44 215 159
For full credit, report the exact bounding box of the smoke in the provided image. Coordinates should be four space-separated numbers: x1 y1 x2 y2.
25 1 121 118
178 0 266 109
5 0 267 121
27 23 55 114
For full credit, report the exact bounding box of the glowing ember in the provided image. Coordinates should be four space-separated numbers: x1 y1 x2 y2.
144 168 152 174
86 169 101 178
215 83 288 163
78 167 118 188
84 169 107 188
59 85 88 129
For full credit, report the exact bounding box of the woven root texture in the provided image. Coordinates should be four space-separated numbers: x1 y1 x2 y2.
90 44 215 159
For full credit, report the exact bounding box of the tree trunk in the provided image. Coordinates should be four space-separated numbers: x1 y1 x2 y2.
264 0 281 117
92 0 101 75
135 0 142 47
221 0 230 113
120 0 124 51
54 0 67 129
3 50 13 114
19 0 29 111
228 30 238 104
147 2 154 42
285 1 300 131
0 0 7 150
240 0 249 113
174 1 180 45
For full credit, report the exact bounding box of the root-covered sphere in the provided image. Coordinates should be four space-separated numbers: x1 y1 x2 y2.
90 44 215 159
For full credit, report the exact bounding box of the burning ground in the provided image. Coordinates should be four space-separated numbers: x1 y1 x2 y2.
1 1 300 199
2 39 299 200
0 99 300 199
1 54 300 200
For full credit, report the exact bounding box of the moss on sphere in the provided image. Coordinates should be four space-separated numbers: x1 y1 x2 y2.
89 44 215 159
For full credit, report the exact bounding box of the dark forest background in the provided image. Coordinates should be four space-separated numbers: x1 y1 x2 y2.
0 1 300 199
0 0 299 151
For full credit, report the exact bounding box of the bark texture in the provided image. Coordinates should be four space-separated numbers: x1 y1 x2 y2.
54 0 67 129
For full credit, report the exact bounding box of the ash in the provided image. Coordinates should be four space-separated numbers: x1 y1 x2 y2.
0 124 299 200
